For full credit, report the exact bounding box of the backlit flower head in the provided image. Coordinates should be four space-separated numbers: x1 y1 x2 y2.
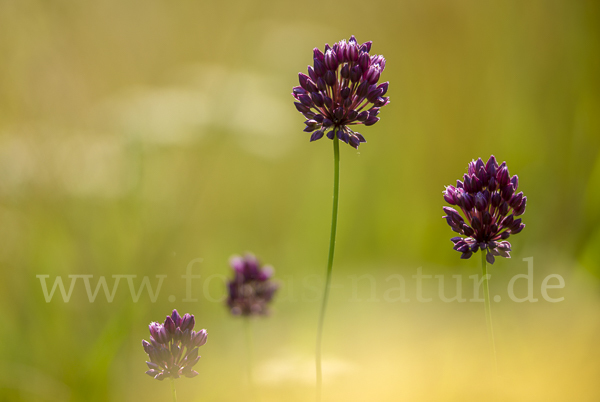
227 253 277 316
142 309 207 381
443 155 527 264
292 35 389 149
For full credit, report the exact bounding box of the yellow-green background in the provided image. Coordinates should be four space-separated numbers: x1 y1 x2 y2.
0 0 599 401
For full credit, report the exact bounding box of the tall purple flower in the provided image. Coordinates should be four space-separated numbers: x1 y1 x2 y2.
227 254 277 316
142 309 207 381
292 35 390 149
443 155 527 264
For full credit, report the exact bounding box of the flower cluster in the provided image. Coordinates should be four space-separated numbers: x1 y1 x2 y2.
227 254 278 316
142 310 207 380
292 35 389 149
443 155 527 264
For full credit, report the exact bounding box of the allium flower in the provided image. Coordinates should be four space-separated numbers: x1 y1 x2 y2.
142 309 207 381
292 35 390 149
227 254 277 316
443 155 527 264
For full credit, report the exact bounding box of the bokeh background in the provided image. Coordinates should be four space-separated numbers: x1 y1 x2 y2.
1 0 599 401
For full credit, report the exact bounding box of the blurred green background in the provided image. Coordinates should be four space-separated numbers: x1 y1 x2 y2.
0 0 599 401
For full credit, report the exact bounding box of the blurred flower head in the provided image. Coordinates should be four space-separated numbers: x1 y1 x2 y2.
227 253 278 316
292 35 390 149
443 155 527 264
142 309 207 381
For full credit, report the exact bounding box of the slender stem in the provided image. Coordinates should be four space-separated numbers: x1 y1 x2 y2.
316 136 340 402
170 377 177 402
481 251 498 372
244 317 258 401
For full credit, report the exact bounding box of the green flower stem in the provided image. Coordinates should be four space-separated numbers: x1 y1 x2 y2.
481 251 498 371
316 136 340 402
170 377 177 402
244 317 258 401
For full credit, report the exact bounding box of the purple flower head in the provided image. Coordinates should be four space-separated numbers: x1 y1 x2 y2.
442 155 527 264
142 309 207 381
292 35 389 149
227 253 278 316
